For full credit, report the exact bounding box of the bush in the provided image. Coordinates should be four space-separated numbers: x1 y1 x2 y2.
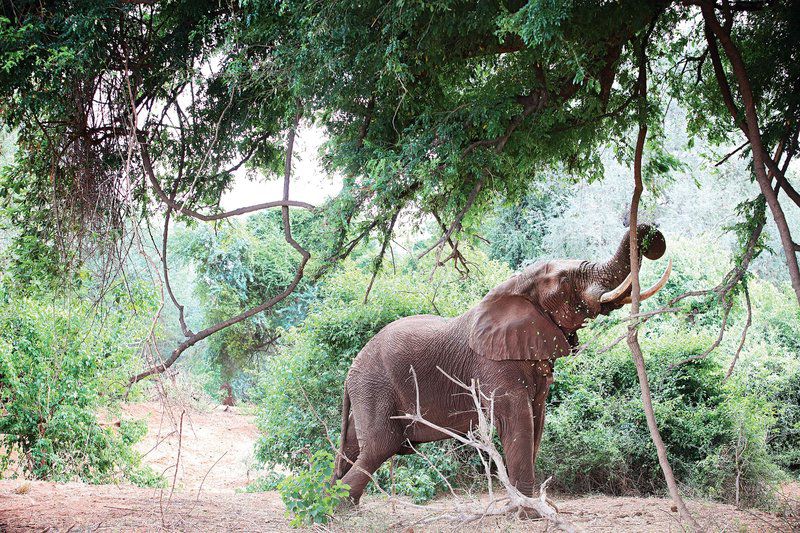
0 283 162 486
278 450 349 526
540 325 781 505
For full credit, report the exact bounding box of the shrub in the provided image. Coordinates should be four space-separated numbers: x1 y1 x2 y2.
540 317 783 506
278 450 349 526
0 283 162 485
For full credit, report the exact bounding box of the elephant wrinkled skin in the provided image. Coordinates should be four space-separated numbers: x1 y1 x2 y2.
335 225 669 503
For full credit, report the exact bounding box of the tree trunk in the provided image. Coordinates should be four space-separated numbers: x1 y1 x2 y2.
220 382 236 407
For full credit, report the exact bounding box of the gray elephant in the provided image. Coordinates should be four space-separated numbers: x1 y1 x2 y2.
335 225 671 503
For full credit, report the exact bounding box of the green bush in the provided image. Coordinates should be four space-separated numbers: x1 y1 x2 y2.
278 450 350 526
0 283 162 486
541 326 780 505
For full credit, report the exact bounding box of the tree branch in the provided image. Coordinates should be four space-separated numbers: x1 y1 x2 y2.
129 113 310 384
364 210 399 304
725 284 751 380
417 177 483 260
625 30 700 529
702 2 800 305
140 143 315 221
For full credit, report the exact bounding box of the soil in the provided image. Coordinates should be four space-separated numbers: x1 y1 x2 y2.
0 401 797 532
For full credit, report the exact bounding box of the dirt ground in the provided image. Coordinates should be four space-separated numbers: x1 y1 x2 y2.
0 401 797 532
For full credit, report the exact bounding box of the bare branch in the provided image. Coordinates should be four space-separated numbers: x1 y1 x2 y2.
364 210 400 304
668 295 734 369
725 285 752 380
417 177 483 260
391 366 580 532
715 139 749 167
129 112 311 384
625 31 700 529
140 143 315 221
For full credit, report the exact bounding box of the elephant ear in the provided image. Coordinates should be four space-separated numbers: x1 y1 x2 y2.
468 295 570 361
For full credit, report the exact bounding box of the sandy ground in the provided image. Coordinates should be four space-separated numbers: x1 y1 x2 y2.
121 401 262 494
0 401 797 532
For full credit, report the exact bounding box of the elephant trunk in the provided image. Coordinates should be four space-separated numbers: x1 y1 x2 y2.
594 224 667 302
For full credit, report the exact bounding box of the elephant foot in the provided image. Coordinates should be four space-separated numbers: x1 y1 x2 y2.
515 504 542 520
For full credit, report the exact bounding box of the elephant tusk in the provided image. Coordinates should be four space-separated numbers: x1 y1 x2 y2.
620 258 672 304
599 272 633 303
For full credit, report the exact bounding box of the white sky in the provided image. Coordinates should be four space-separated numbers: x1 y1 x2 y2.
220 123 342 210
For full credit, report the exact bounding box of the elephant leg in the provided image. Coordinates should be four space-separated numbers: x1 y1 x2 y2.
339 444 398 504
339 396 404 504
531 365 554 467
497 399 536 497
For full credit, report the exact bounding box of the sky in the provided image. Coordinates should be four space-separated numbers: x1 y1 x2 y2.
220 123 341 211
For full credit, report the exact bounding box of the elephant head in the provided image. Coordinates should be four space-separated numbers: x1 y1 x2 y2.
468 224 670 361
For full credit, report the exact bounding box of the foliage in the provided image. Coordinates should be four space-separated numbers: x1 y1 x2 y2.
484 176 570 269
542 328 780 505
1 0 796 293
177 213 304 385
0 280 161 485
278 450 350 527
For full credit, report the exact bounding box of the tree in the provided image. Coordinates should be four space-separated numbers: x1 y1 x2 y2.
177 211 318 401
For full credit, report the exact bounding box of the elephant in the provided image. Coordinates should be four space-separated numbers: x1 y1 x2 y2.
334 224 671 503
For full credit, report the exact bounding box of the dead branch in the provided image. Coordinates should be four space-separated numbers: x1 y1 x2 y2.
168 410 185 503
391 366 581 532
715 139 749 167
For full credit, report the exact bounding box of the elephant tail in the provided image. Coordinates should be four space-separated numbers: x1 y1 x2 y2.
334 383 351 480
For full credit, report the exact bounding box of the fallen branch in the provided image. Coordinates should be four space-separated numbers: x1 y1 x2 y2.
392 366 580 532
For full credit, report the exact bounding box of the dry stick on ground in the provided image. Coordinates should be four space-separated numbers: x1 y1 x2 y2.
391 366 579 530
625 33 700 530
